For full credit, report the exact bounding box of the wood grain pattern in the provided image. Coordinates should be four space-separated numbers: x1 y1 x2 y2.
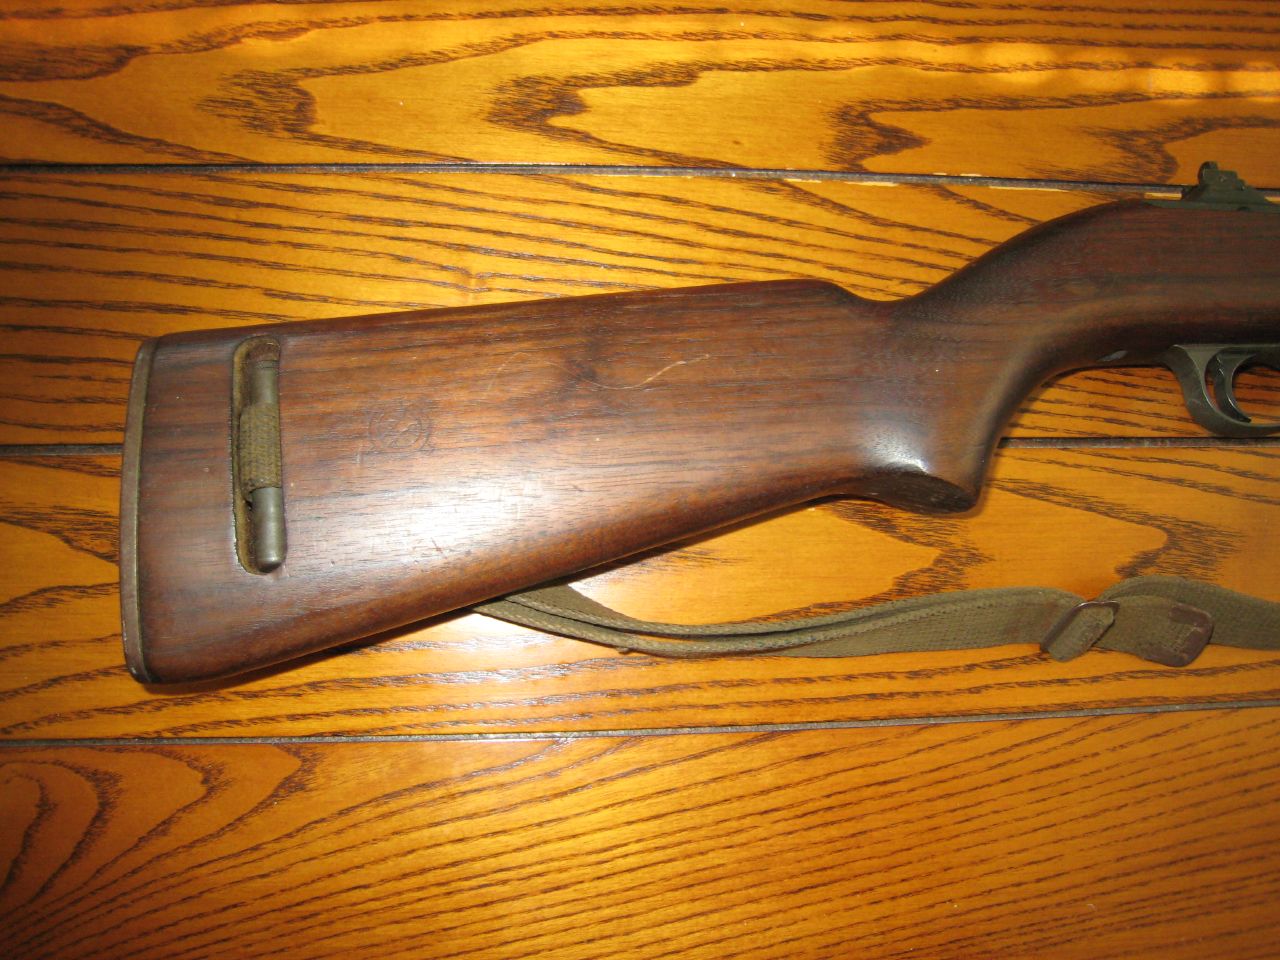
1 0 1278 182
4 709 1280 959
2 171 1277 446
3 446 1278 738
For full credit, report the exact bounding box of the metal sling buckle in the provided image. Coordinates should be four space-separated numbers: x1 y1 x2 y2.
1040 597 1215 667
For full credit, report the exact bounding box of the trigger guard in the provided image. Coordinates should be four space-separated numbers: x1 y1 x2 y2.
1164 344 1280 438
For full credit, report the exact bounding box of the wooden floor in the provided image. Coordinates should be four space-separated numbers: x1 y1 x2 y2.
1 2 1279 957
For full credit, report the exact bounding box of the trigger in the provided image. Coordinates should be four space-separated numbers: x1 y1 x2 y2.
1208 349 1255 423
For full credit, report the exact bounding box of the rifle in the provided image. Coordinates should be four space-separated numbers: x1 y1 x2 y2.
120 163 1280 684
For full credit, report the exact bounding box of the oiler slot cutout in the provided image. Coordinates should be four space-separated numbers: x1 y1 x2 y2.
231 336 286 573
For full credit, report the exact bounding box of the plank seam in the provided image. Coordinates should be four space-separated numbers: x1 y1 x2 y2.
4 698 1280 747
2 163 1277 195
1000 437 1280 449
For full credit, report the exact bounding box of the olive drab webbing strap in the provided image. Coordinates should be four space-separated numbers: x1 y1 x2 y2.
475 575 1280 667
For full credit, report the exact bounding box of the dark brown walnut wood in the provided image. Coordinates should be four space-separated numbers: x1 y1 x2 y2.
124 200 1280 682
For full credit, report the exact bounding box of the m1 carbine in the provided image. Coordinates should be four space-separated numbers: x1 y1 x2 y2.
120 163 1280 684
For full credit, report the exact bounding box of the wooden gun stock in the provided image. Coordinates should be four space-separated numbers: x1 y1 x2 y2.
121 178 1280 683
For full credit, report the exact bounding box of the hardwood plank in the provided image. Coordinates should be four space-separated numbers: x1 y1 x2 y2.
1 1 1278 182
1 171 1275 445
1 446 1276 739
2 708 1280 959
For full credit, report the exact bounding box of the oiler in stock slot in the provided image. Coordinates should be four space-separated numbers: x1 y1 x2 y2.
231 336 286 573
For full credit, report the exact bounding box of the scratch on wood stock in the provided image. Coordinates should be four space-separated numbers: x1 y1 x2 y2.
482 352 710 397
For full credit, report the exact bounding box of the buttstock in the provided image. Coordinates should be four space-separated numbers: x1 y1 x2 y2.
125 281 911 682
